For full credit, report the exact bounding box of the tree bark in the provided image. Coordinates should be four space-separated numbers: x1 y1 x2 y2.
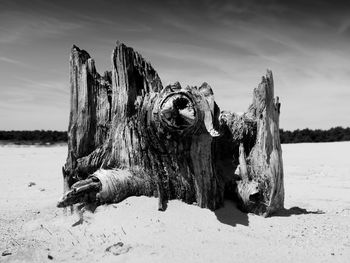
219 71 284 216
60 43 284 216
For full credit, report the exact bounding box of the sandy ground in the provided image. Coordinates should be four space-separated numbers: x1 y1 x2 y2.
0 142 349 262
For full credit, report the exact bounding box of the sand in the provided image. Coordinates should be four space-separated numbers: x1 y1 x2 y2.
0 142 349 262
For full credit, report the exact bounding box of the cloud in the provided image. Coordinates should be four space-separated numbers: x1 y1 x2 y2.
0 0 349 130
0 11 82 44
0 76 68 109
338 18 350 35
0 56 26 66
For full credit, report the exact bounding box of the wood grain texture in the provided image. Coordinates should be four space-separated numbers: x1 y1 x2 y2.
221 71 284 216
61 43 284 216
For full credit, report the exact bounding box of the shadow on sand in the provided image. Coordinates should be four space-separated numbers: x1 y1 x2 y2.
214 200 249 227
272 206 324 217
214 202 324 226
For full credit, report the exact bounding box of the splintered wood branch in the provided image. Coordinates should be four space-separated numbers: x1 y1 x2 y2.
238 142 249 180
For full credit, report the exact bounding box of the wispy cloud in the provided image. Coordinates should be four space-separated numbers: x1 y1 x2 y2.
0 0 349 130
338 18 350 35
0 11 82 44
0 56 26 66
13 76 68 96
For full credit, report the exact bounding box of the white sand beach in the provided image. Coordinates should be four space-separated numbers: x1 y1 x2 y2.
1 142 349 262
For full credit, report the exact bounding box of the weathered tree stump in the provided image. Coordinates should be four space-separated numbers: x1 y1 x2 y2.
58 42 284 216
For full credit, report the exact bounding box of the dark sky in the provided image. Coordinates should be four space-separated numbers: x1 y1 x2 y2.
1 0 349 130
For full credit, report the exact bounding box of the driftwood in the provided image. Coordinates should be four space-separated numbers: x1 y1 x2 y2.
58 42 284 216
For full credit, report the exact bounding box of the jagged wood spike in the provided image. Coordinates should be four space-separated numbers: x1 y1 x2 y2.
222 70 284 216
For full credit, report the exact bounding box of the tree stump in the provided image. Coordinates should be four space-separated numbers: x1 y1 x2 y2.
58 42 284 216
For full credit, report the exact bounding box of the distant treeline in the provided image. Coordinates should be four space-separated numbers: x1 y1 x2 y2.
280 127 350 144
0 127 349 144
0 130 67 144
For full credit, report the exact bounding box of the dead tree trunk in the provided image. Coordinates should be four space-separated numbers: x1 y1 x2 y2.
59 42 284 216
218 72 284 216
